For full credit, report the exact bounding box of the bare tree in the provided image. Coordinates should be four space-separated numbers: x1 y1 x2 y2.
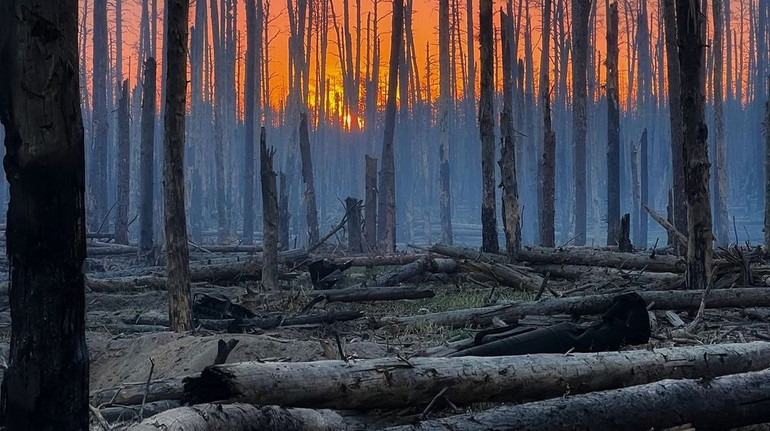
676 0 713 303
139 58 156 256
299 112 320 244
261 127 279 289
91 0 109 229
479 0 499 252
377 0 404 253
539 0 556 247
244 0 258 245
164 0 192 332
712 0 729 246
0 0 89 426
606 0 620 246
438 0 453 244
765 76 770 250
572 0 590 245
500 10 521 260
115 80 131 244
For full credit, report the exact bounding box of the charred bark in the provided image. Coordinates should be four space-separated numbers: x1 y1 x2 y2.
139 58 156 256
260 127 279 290
539 0 555 247
115 80 131 244
299 112 320 244
364 155 377 250
438 0 453 245
606 1 620 246
479 0 498 252
572 0 590 245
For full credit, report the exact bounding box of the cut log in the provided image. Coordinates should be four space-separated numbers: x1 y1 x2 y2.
373 258 457 286
182 342 770 410
385 368 770 431
379 287 770 328
127 403 359 431
458 260 542 291
91 376 187 406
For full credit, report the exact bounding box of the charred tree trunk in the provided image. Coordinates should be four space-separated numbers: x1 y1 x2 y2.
712 0 728 247
299 112 320 245
606 1 620 247
499 11 521 261
766 77 770 250
163 0 192 332
640 128 648 246
377 0 403 253
115 80 131 244
677 0 713 294
539 0 556 247
90 0 109 229
260 128 279 290
664 0 687 247
0 0 89 426
479 0 498 252
438 0 453 245
364 155 377 251
139 58 156 257
278 172 290 250
572 0 590 246
346 197 363 253
243 0 257 245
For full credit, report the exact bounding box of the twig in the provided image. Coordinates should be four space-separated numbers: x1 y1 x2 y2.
421 387 449 418
89 404 111 431
138 357 155 421
533 271 551 300
557 234 581 250
95 200 119 234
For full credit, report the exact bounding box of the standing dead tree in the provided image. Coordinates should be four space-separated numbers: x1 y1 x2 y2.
0 0 90 426
164 0 193 332
378 0 404 253
299 113 320 245
139 58 156 257
712 0 729 246
572 0 590 245
115 80 131 244
365 155 378 250
438 0 453 245
676 0 713 312
766 76 770 250
479 0 498 252
539 0 556 247
90 0 109 229
260 127 279 290
243 0 258 245
499 10 521 261
606 0 620 246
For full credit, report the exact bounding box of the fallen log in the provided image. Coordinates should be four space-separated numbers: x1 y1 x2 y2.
458 260 542 291
204 310 365 332
99 400 181 424
373 258 456 286
91 376 187 406
182 342 770 411
127 403 360 431
306 286 434 307
529 263 682 287
379 287 770 328
385 368 770 431
318 254 427 267
430 243 689 273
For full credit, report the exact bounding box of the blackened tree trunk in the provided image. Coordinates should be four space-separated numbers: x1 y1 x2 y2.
278 172 290 250
499 11 521 261
479 0 498 252
641 127 649 245
365 155 378 251
261 127 279 290
243 0 257 245
299 112 320 245
676 0 713 294
572 0 590 245
139 58 156 256
115 80 131 244
438 0 453 245
163 0 192 332
0 0 89 427
346 197 364 252
766 77 770 250
539 0 556 247
663 0 687 248
712 0 728 246
378 0 403 253
606 0 620 246
91 0 109 229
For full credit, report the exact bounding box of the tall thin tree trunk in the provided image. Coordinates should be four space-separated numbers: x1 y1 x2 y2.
572 0 590 245
365 155 378 250
163 0 192 332
278 172 290 250
439 0 453 244
765 76 770 250
641 127 649 246
663 0 687 248
539 0 556 247
260 127 279 290
677 0 713 298
712 0 729 246
299 112 320 244
479 0 498 252
377 0 403 253
115 80 131 244
91 0 109 229
244 0 257 245
139 58 156 256
500 10 521 261
0 0 89 426
606 0 620 246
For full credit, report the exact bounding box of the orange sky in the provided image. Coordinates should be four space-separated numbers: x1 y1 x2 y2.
79 0 756 119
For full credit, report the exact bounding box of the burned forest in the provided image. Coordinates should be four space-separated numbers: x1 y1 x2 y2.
2 0 770 429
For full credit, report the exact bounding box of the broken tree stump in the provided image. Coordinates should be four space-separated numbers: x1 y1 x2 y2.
182 342 770 411
345 197 364 253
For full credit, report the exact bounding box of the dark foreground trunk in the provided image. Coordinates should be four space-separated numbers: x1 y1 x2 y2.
0 0 89 427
